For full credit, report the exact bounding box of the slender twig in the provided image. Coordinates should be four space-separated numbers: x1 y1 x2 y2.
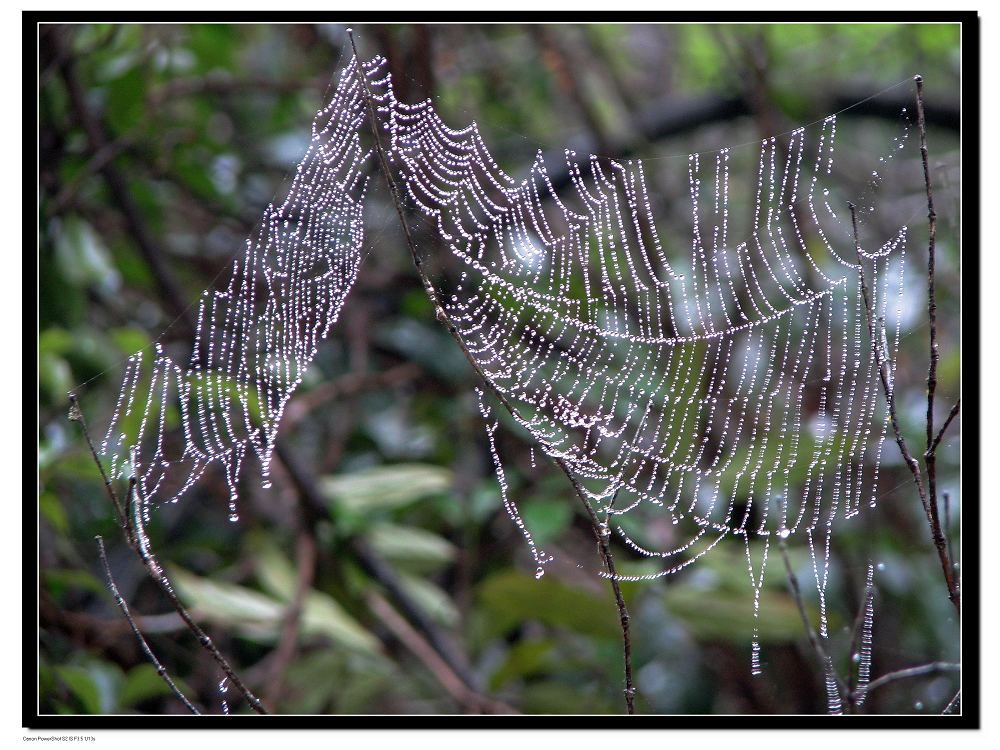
916 75 940 457
777 538 848 709
366 591 517 714
96 535 201 715
68 394 268 714
930 398 961 455
67 395 129 536
263 528 316 708
848 203 959 612
347 30 636 714
913 75 961 615
852 662 959 701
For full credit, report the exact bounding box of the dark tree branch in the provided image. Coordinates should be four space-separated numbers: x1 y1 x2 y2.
930 397 961 455
96 535 201 715
777 538 848 710
68 394 268 715
347 29 639 714
263 528 316 708
852 662 959 702
913 75 958 613
366 590 517 714
848 202 959 614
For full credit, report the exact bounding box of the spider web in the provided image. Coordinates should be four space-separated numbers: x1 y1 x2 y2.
363 55 912 682
100 55 915 690
100 59 372 525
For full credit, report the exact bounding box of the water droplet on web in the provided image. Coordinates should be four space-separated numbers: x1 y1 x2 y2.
914 701 924 711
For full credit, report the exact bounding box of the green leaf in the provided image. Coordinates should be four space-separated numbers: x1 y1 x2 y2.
367 523 456 568
476 571 620 640
169 567 285 642
660 546 817 644
253 544 381 655
39 491 68 534
119 663 185 709
54 666 101 714
519 498 573 546
396 573 459 628
55 662 122 714
489 639 555 690
321 463 452 516
53 215 121 293
299 589 382 655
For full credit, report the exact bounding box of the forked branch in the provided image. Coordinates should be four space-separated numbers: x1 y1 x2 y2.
69 393 268 715
848 197 958 614
96 535 201 714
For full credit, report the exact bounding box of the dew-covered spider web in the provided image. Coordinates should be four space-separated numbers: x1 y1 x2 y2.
101 59 371 524
100 53 918 698
364 54 913 689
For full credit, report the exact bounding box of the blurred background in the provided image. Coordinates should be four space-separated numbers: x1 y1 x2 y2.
37 22 961 715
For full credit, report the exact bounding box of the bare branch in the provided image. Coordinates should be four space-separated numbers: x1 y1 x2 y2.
848 202 959 613
777 538 848 711
96 536 201 715
366 591 517 714
852 662 959 702
930 397 961 454
69 393 268 714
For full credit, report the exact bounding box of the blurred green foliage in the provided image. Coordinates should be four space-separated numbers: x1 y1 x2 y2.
38 23 961 716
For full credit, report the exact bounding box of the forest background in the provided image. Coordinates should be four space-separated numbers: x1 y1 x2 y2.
36 21 963 717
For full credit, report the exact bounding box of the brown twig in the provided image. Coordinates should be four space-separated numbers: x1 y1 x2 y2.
847 202 959 613
777 538 848 711
916 74 940 456
366 591 517 714
348 29 636 714
930 397 961 455
68 394 268 714
851 661 959 702
913 75 961 615
282 362 421 430
96 535 201 715
263 528 317 708
67 395 128 535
